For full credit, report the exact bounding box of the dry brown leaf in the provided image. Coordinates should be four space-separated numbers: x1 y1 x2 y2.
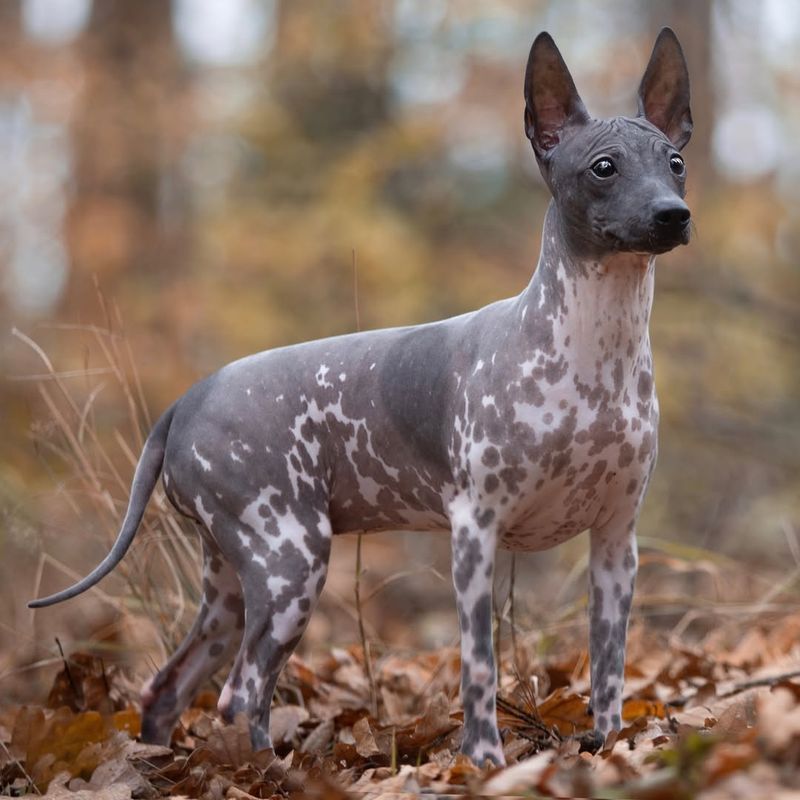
226 786 261 800
46 653 120 716
13 707 115 787
756 687 800 752
411 692 453 742
379 686 410 725
269 704 309 746
481 750 553 795
111 708 140 739
301 719 334 754
378 655 435 696
68 755 149 797
43 770 132 800
537 688 592 735
352 717 382 758
332 663 370 695
204 714 275 769
726 629 769 670
440 753 483 784
621 697 668 721
703 742 759 785
502 732 536 762
282 655 320 696
712 696 757 738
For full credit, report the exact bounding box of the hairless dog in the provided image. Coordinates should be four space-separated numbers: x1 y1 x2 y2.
31 28 691 766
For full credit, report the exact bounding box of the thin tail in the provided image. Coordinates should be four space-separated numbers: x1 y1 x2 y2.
28 403 177 608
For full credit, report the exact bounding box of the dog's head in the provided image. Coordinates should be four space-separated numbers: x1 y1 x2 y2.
524 29 692 259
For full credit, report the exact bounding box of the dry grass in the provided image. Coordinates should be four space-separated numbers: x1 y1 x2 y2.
13 287 202 656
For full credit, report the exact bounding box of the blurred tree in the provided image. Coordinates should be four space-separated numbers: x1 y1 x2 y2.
647 0 714 186
66 0 190 289
1 0 797 605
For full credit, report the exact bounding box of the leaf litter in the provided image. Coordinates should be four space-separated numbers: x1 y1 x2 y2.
4 609 800 799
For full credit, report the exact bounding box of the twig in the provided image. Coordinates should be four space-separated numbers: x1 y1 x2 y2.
720 669 800 697
666 668 800 709
354 531 378 717
0 739 40 795
350 248 378 716
496 695 561 742
510 553 519 671
360 566 447 605
55 637 80 707
493 589 502 687
352 248 361 332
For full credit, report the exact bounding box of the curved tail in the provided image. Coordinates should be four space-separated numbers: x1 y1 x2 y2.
28 403 177 608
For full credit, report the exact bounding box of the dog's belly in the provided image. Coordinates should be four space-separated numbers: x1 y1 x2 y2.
328 473 450 534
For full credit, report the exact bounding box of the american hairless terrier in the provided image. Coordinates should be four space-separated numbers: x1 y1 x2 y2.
31 28 691 766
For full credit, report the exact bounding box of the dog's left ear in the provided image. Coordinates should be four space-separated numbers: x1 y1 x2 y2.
637 27 692 150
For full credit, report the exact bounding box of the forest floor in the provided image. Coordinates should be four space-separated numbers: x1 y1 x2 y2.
3 593 800 799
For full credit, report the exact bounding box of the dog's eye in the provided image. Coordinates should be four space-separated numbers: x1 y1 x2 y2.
590 158 616 178
669 154 685 175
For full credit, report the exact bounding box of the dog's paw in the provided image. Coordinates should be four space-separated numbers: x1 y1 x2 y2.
577 728 606 754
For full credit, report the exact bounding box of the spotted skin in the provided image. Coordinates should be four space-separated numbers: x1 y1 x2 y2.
140 540 244 745
29 29 692 765
588 527 638 736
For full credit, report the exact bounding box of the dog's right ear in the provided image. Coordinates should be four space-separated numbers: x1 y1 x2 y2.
524 32 590 159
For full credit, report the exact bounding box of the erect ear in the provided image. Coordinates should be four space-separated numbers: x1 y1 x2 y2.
524 32 590 158
637 27 692 150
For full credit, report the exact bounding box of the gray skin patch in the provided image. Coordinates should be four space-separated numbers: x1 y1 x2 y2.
140 541 243 745
470 593 494 663
380 325 455 472
453 527 483 593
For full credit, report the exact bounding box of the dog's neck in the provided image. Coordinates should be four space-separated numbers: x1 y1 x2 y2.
517 203 655 379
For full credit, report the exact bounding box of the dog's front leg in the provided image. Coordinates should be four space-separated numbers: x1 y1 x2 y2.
450 499 505 766
587 521 638 746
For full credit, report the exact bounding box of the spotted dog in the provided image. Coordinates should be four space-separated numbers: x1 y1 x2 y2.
30 28 692 766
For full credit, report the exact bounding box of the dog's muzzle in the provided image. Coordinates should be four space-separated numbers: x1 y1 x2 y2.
650 199 691 250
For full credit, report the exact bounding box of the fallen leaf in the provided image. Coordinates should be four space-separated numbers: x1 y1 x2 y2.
204 714 275 769
756 687 800 752
411 692 454 742
269 704 309 746
703 742 758 784
352 717 382 758
622 698 667 721
712 697 756 738
43 770 131 800
481 750 553 794
301 719 334 754
537 688 592 735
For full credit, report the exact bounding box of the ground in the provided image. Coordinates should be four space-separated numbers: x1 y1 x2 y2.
3 591 800 799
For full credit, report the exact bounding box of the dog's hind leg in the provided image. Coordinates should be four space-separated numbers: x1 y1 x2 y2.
140 538 244 744
216 506 332 751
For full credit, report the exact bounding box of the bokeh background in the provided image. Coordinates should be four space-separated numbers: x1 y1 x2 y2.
1 0 798 700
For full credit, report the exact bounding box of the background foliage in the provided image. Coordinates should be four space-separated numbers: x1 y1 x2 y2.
1 0 798 703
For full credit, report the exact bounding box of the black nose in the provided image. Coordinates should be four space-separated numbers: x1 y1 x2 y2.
653 202 690 228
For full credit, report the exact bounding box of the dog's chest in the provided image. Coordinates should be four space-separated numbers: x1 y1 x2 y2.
458 332 658 550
